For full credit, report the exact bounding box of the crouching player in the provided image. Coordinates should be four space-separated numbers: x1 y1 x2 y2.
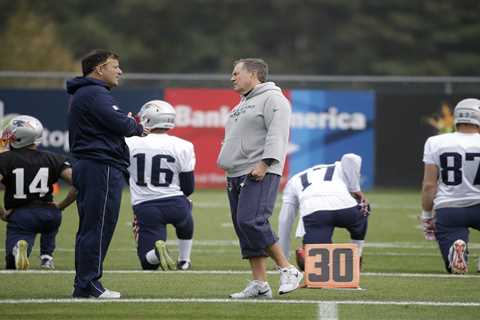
278 153 370 271
0 115 76 270
126 100 195 270
421 98 480 274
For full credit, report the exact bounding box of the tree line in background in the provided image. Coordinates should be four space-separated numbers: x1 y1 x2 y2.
0 0 479 76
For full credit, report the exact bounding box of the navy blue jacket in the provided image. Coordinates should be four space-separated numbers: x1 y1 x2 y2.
67 77 143 172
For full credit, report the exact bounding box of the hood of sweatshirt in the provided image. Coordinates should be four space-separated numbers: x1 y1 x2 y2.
243 82 282 100
66 76 110 95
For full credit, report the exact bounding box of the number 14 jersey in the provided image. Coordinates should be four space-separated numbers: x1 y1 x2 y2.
126 134 195 206
0 148 70 210
423 132 480 209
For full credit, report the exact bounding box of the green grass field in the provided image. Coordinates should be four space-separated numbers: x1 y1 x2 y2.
1 188 479 319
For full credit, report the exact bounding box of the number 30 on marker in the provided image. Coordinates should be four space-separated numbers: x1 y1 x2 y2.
304 244 360 289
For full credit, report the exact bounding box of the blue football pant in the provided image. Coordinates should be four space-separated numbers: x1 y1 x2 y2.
302 206 368 244
133 196 193 270
435 204 480 272
5 206 61 269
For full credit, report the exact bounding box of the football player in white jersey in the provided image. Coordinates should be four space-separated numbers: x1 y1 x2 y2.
278 153 369 270
126 100 195 270
421 98 480 274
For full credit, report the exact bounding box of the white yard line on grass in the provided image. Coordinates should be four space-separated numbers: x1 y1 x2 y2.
0 270 479 278
319 302 338 320
0 298 478 307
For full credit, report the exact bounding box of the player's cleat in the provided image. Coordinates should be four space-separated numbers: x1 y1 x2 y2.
229 280 272 299
154 240 176 270
40 255 55 270
15 240 29 271
176 260 191 270
278 265 303 295
295 247 305 271
448 239 468 274
98 289 121 299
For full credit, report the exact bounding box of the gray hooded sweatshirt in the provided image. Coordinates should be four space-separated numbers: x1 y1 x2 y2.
217 82 291 177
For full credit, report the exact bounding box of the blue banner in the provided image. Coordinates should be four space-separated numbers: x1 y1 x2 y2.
289 90 375 189
0 88 165 153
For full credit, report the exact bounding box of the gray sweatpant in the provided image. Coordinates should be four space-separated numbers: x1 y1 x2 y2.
226 173 280 258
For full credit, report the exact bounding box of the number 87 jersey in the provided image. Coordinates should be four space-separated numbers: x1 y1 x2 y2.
423 132 480 209
126 133 195 206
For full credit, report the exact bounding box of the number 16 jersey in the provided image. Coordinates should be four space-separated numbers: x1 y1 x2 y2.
126 134 195 206
423 132 480 209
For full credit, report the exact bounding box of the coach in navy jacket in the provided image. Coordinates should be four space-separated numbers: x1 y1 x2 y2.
67 77 143 173
67 49 147 299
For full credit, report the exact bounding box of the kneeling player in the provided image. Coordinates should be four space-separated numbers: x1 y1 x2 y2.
127 100 195 270
278 153 370 270
0 115 76 270
421 98 480 274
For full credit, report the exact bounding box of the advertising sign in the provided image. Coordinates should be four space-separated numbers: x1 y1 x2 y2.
165 88 239 188
1 88 376 189
289 90 375 189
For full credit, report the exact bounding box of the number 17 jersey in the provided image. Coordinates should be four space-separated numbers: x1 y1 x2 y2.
282 153 362 217
423 132 480 209
126 134 195 206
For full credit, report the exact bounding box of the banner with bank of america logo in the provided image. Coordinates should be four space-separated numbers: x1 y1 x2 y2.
289 90 375 189
166 88 375 189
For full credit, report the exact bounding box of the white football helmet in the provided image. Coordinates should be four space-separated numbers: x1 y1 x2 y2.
454 98 480 127
1 115 44 149
138 100 176 129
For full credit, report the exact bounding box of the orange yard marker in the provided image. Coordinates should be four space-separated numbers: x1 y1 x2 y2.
304 244 360 289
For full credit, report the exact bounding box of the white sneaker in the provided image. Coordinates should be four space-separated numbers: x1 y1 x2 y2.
40 255 55 270
176 260 192 270
98 289 121 299
229 280 272 299
15 240 30 271
449 239 468 274
278 266 303 295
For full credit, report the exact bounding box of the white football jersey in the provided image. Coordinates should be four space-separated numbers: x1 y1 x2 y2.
126 133 195 206
423 132 480 209
278 153 362 255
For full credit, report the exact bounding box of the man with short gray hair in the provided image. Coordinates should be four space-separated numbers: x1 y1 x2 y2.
217 58 302 299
